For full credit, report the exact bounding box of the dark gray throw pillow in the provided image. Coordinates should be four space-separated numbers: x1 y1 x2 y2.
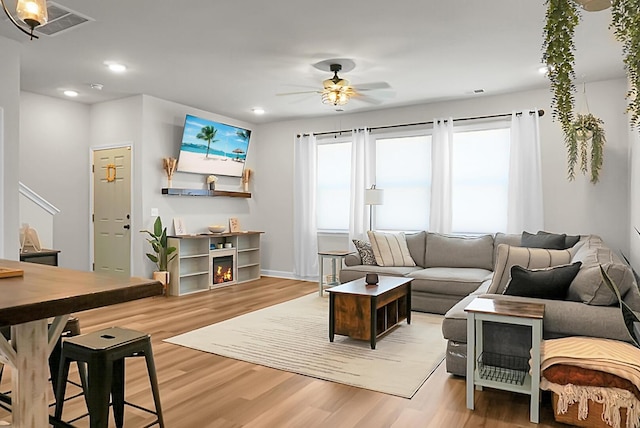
537 230 580 249
352 239 377 265
521 231 567 250
503 262 582 300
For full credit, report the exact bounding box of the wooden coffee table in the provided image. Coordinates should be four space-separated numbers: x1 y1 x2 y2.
327 276 412 349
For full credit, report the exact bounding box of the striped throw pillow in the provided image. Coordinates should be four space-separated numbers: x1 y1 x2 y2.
367 231 416 267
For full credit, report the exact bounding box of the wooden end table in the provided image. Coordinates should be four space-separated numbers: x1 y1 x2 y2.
318 250 352 296
328 276 412 349
465 297 545 424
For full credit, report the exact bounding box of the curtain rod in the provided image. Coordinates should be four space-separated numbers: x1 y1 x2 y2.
297 109 545 138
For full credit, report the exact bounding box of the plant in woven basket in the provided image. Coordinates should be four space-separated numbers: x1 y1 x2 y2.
611 0 640 128
566 113 606 183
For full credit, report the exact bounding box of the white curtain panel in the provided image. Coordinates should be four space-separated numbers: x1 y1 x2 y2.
429 118 454 233
293 134 319 279
507 110 544 233
349 128 375 244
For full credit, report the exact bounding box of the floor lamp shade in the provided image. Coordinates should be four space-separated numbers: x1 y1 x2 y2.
365 188 384 231
365 188 384 206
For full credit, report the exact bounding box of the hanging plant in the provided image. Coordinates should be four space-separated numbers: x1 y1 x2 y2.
542 0 581 136
611 0 640 128
566 113 606 183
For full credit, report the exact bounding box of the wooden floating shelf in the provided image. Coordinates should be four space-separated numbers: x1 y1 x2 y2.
161 188 251 198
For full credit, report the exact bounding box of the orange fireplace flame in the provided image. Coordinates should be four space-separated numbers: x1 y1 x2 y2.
214 265 233 283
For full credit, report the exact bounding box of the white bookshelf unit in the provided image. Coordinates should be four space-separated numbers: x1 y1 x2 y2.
167 231 263 296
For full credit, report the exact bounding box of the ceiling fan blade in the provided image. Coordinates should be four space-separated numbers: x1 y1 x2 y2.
356 81 391 91
351 93 384 105
276 90 321 96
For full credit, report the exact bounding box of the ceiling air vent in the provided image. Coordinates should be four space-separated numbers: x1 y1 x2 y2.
34 2 93 37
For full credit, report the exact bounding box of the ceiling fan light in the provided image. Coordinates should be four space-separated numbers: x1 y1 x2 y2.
16 0 48 28
322 89 350 106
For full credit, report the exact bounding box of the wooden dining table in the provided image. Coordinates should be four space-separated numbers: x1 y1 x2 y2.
0 259 163 428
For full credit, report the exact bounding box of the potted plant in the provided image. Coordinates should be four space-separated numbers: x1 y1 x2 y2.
141 216 177 295
566 113 606 183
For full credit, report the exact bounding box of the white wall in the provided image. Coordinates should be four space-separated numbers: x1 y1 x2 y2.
256 77 631 277
136 95 257 278
0 36 21 259
19 92 90 269
14 77 632 280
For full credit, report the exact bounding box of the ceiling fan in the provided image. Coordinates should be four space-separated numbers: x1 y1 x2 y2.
277 62 392 107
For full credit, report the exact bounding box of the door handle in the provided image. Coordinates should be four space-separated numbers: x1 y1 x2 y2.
123 225 130 230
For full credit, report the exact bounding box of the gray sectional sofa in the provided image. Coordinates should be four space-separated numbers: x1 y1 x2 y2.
339 232 640 377
340 231 522 314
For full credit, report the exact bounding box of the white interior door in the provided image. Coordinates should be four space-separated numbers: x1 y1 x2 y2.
93 146 131 276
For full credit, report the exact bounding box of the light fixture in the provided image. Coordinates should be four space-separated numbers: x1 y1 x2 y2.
364 185 384 231
321 63 354 106
321 88 351 106
63 90 78 97
574 0 611 11
106 63 127 73
1 0 48 39
252 107 265 115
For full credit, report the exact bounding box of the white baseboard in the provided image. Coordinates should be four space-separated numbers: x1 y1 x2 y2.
261 270 318 282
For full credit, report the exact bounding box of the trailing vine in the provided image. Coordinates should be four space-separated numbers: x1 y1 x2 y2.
542 0 581 140
611 0 640 128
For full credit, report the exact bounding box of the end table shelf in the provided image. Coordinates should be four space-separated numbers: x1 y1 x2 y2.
161 188 251 198
465 297 545 424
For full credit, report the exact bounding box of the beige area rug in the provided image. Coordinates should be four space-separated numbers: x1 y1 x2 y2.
165 293 446 398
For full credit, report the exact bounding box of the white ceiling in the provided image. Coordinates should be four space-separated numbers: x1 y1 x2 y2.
0 0 625 124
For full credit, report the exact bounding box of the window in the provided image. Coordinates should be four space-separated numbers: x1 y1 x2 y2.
451 125 510 234
316 139 351 231
314 121 511 235
375 133 431 231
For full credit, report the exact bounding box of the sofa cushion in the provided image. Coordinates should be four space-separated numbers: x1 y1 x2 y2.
537 230 581 249
339 265 422 283
488 244 573 294
405 231 427 267
352 239 377 265
521 231 566 250
503 262 582 300
408 267 492 296
477 293 637 344
425 233 493 270
368 231 416 267
568 244 634 306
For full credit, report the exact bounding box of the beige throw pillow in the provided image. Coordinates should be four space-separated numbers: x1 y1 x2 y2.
367 231 416 267
488 244 573 294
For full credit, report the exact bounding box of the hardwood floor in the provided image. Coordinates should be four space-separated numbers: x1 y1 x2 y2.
0 276 566 427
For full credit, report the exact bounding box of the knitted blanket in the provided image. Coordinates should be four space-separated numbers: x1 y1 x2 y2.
540 337 640 428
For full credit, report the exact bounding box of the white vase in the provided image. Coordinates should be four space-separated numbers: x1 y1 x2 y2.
153 271 170 296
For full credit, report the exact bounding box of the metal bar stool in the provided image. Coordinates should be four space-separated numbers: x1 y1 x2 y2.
54 327 164 428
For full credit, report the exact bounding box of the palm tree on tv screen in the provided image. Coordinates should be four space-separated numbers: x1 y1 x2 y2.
196 125 218 158
236 130 250 141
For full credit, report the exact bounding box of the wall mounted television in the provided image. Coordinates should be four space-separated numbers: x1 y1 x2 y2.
177 114 251 178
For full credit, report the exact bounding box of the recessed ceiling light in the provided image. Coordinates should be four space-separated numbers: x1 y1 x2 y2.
63 90 79 97
538 65 550 75
90 83 104 90
106 62 127 73
252 108 265 115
